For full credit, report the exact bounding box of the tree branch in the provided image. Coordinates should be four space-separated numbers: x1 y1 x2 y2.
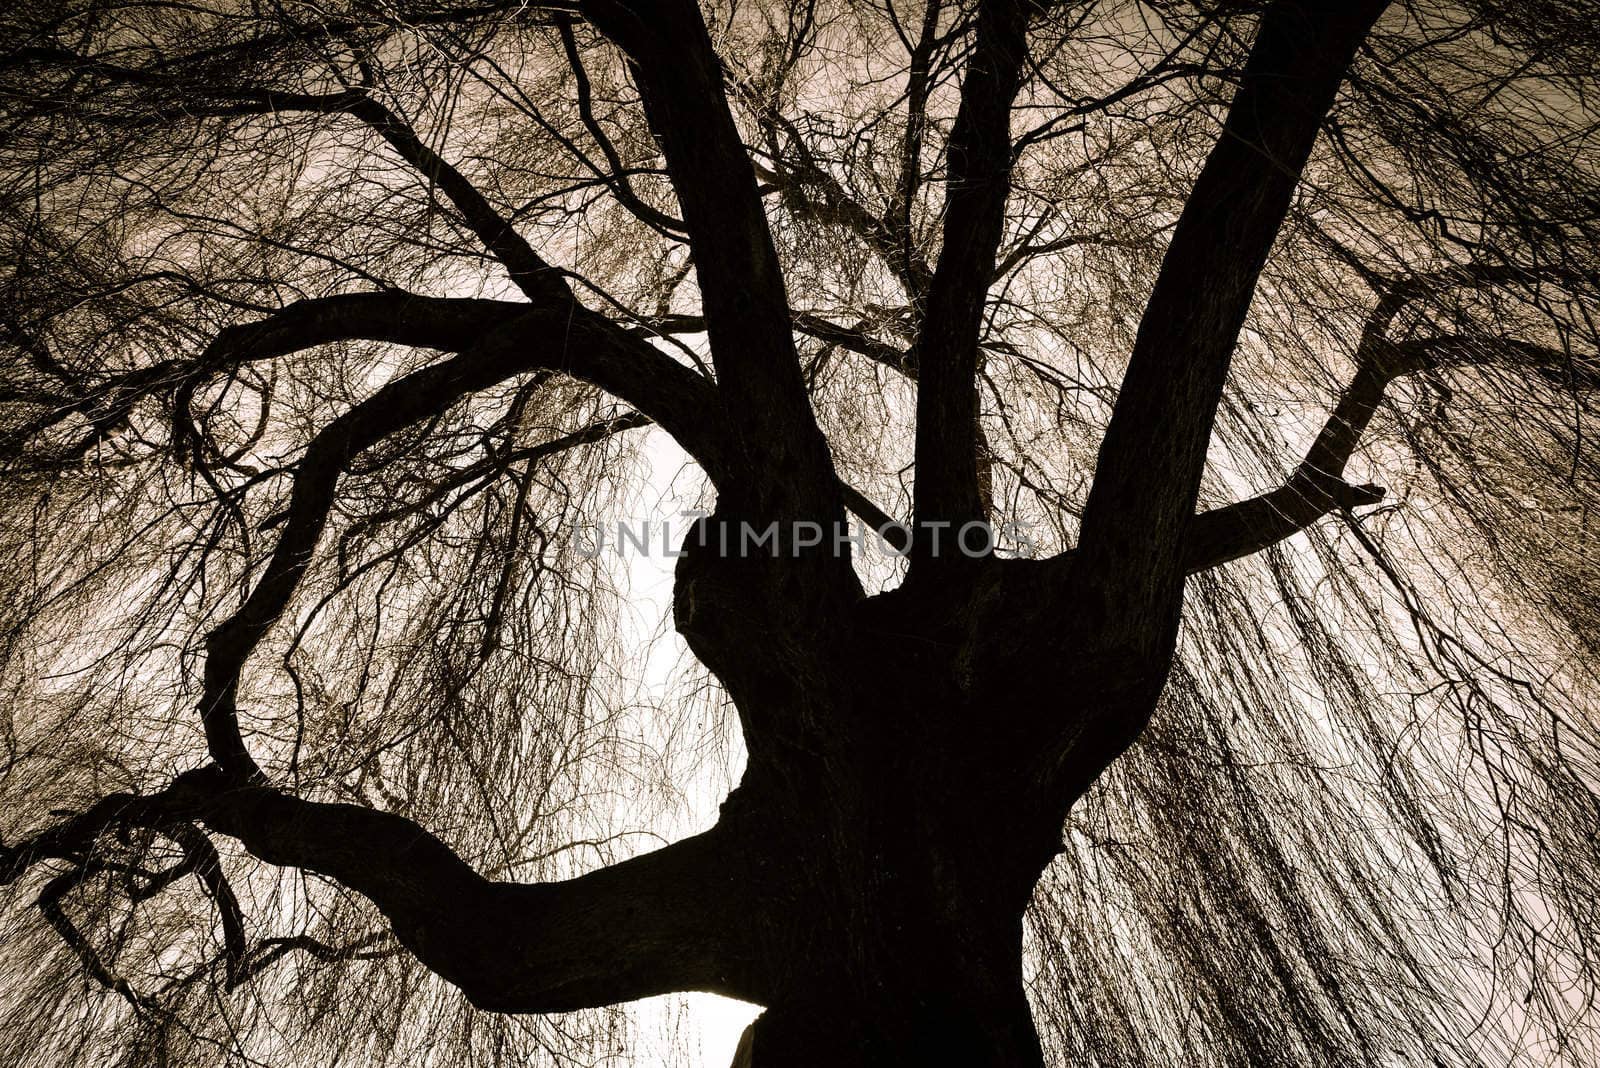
555 17 687 237
339 95 572 304
580 0 839 520
171 292 729 480
1185 473 1385 572
1185 335 1595 572
197 301 732 777
4 767 770 1012
198 781 767 1011
753 119 934 301
889 0 946 297
910 0 1034 555
1185 260 1596 572
1070 0 1389 641
649 311 917 378
3 47 567 303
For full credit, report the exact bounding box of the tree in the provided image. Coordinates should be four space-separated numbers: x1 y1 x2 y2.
2 0 1599 1063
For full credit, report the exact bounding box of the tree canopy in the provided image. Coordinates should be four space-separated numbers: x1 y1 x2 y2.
2 0 1600 1064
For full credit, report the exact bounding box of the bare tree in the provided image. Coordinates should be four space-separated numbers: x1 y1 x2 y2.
2 0 1599 1064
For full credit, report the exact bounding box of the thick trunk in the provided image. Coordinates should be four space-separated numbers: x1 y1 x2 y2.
672 542 1169 1065
726 809 1048 1067
736 948 1044 1067
717 766 1058 1065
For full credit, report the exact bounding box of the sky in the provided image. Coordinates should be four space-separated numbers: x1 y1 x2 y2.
607 427 760 1067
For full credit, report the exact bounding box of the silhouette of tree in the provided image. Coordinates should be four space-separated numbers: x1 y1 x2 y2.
2 0 1599 1064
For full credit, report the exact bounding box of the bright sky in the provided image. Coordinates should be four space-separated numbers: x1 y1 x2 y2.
608 427 761 1067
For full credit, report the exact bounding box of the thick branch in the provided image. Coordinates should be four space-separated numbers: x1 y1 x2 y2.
9 291 781 1012
187 294 728 474
1185 473 1385 572
581 0 839 519
1072 0 1389 640
911 0 1033 552
3 768 769 1011
199 782 766 1011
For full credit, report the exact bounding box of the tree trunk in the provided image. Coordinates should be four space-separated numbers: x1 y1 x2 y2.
736 953 1044 1067
674 541 1171 1066
727 817 1050 1067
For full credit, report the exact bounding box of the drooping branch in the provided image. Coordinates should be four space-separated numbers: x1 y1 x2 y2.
4 293 518 465
909 0 1033 555
173 293 526 455
182 292 732 477
7 28 837 523
1070 0 1389 641
2 48 568 304
38 866 148 1009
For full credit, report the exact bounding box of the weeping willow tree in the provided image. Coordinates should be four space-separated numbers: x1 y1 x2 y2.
2 0 1599 1063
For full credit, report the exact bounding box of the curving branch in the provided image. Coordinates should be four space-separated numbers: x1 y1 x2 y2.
1185 261 1597 572
176 292 731 477
2 292 772 1014
9 25 842 525
196 780 767 1012
196 300 733 777
6 293 516 465
1185 334 1596 572
3 767 771 1013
